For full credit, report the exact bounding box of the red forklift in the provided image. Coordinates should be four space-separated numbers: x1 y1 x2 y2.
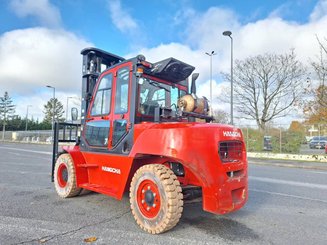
51 47 248 234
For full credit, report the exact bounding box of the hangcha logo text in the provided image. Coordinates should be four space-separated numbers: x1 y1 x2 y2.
102 166 121 174
223 131 241 137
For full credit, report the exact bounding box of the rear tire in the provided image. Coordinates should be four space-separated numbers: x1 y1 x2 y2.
129 164 183 234
54 153 81 198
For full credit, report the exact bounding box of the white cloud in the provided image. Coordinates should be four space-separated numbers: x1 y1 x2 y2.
173 7 196 26
3 1 327 125
310 0 327 21
131 3 327 124
185 7 240 50
10 0 61 27
108 0 138 33
0 28 92 119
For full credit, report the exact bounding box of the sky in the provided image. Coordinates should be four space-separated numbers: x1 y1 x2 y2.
1 0 327 125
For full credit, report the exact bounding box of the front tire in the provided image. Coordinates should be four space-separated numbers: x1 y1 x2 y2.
54 153 81 198
129 164 183 234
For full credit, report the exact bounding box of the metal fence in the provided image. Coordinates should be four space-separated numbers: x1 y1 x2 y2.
1 123 326 155
237 123 327 155
1 129 78 144
1 130 53 143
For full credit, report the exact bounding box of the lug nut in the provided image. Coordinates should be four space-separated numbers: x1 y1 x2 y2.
146 207 150 211
142 189 145 193
147 186 150 190
141 199 145 204
153 193 156 197
153 204 156 207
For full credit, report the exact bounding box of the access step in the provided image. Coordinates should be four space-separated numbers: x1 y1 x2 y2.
79 183 119 199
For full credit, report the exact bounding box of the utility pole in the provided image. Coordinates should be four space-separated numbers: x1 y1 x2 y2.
223 30 234 125
25 105 32 131
205 51 216 116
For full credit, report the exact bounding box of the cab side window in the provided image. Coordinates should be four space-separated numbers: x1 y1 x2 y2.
85 121 110 147
85 74 112 147
112 67 130 147
91 74 112 116
114 68 129 114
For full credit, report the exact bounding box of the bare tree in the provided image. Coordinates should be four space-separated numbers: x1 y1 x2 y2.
223 51 305 131
302 36 327 123
309 36 327 108
212 109 229 124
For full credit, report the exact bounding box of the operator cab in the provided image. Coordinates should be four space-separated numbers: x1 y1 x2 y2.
79 48 211 154
136 76 188 122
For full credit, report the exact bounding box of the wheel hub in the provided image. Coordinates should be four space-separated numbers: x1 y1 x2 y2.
137 179 161 218
57 163 68 188
145 190 155 206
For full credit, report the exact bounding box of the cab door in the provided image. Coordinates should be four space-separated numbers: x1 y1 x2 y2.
80 63 134 198
109 64 132 153
83 72 113 149
82 63 132 151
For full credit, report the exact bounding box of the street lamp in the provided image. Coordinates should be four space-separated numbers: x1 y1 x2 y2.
222 30 234 125
25 105 32 131
205 50 216 116
46 85 56 136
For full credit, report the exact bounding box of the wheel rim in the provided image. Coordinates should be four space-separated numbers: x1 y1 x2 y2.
136 179 161 218
57 163 68 188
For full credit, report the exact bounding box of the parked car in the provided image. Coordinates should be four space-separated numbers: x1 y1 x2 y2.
309 136 327 149
325 144 327 154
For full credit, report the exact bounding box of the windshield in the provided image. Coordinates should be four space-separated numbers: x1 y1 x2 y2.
138 77 187 117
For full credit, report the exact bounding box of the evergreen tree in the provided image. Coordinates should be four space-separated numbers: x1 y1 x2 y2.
43 98 65 124
0 92 16 140
6 115 24 131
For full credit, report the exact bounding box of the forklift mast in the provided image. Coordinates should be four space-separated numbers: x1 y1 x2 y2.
80 48 125 125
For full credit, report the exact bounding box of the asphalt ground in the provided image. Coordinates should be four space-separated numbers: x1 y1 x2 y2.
0 142 327 244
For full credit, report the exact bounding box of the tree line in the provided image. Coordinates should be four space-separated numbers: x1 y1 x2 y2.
0 92 65 133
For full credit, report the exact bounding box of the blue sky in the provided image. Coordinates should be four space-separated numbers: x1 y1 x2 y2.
0 0 327 124
0 0 319 53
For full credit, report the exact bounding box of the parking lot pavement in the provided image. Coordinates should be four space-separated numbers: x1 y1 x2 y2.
1 142 327 244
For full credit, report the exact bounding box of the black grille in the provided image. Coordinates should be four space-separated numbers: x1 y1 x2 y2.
219 141 243 163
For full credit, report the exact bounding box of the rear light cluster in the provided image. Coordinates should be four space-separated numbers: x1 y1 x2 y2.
218 141 243 163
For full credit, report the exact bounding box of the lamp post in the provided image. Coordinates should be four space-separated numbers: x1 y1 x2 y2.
46 85 56 136
222 30 234 125
25 105 32 131
205 50 216 116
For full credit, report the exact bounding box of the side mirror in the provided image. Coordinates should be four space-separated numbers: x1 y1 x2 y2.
191 73 199 94
71 107 78 121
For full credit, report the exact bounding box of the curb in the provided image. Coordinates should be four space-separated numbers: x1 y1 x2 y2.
249 161 327 171
248 152 327 163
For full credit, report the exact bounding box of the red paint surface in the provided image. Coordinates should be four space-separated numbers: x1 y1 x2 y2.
63 121 248 214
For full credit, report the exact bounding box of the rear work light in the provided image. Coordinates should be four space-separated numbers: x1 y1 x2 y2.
218 141 243 163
